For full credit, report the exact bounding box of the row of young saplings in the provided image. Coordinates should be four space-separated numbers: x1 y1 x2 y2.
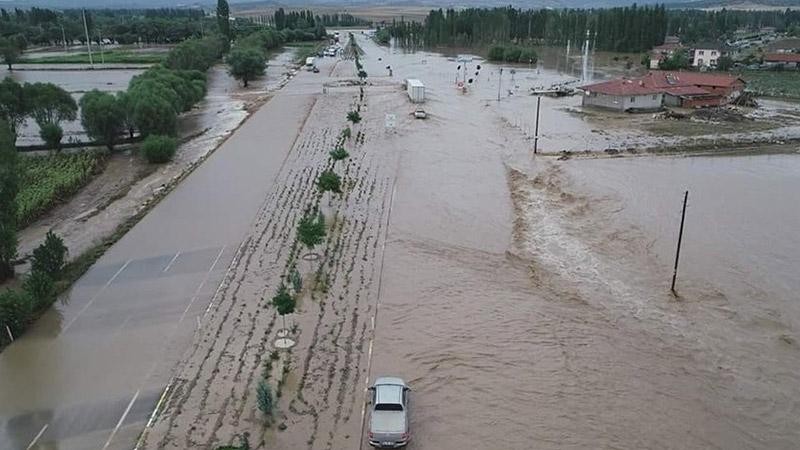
247 107 365 438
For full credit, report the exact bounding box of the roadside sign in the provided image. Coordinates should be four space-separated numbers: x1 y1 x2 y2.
385 114 396 129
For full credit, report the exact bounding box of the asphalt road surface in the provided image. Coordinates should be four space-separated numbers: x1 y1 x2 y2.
0 64 326 450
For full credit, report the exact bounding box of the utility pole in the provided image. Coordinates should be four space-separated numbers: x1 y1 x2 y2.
98 29 105 64
497 67 503 101
671 190 689 295
533 96 541 154
82 9 94 67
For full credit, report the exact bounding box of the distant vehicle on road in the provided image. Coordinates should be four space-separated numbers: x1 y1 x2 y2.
305 57 316 71
406 79 425 103
368 377 410 448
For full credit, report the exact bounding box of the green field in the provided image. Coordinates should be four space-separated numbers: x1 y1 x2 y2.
737 70 800 99
20 50 166 65
18 152 103 226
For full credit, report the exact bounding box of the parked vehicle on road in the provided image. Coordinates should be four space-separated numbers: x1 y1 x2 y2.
368 377 410 448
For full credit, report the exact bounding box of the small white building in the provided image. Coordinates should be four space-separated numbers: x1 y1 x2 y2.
691 43 723 68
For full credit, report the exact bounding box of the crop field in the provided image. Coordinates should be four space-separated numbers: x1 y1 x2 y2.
738 70 800 99
18 152 103 226
20 50 166 64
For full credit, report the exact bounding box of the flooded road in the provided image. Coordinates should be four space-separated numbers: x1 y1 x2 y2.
6 31 797 450
0 51 311 449
363 36 800 449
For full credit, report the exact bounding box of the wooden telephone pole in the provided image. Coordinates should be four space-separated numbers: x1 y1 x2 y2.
671 190 689 294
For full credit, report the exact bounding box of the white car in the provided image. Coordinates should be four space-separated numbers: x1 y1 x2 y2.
368 377 410 448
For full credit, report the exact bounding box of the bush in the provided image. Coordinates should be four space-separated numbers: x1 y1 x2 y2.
141 135 177 164
133 95 177 137
503 46 522 62
346 111 361 124
0 289 33 345
23 270 55 309
39 123 63 150
488 45 506 61
31 231 68 276
519 47 538 64
80 90 125 150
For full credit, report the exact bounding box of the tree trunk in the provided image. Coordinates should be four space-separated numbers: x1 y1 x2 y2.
0 263 14 281
243 78 249 87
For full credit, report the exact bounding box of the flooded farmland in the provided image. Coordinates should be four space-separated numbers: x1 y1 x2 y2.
5 31 799 450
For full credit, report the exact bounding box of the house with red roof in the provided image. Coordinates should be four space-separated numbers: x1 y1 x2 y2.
764 53 800 69
581 78 664 112
581 71 746 112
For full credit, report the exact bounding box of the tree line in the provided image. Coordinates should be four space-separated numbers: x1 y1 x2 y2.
386 5 800 53
387 5 668 53
0 7 212 49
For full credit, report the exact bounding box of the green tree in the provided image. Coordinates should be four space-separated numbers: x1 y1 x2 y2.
217 0 231 41
271 283 295 330
227 47 265 88
79 90 124 150
23 270 55 309
317 170 342 195
141 135 177 163
341 127 351 140
133 94 176 137
0 77 27 134
0 289 33 344
297 211 325 251
31 230 67 276
0 120 18 281
329 147 349 163
716 56 734 71
660 50 689 70
39 123 63 150
346 110 361 124
115 91 137 139
0 36 23 70
25 82 77 129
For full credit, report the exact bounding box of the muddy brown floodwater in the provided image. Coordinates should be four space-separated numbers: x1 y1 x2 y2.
132 33 800 450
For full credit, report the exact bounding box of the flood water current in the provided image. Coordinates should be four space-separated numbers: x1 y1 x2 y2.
365 35 800 450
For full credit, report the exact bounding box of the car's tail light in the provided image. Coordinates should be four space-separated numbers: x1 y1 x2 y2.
401 432 410 440
368 431 373 439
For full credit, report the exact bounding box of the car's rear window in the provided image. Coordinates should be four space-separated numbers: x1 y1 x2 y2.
375 403 403 411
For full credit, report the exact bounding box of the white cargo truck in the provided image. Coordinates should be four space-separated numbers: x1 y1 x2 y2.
406 79 425 103
305 57 316 71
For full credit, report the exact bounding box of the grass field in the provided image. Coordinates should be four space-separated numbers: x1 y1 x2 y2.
18 152 104 227
737 70 800 99
20 50 165 65
290 41 327 64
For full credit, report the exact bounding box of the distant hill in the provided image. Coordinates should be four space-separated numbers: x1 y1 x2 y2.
0 0 796 11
